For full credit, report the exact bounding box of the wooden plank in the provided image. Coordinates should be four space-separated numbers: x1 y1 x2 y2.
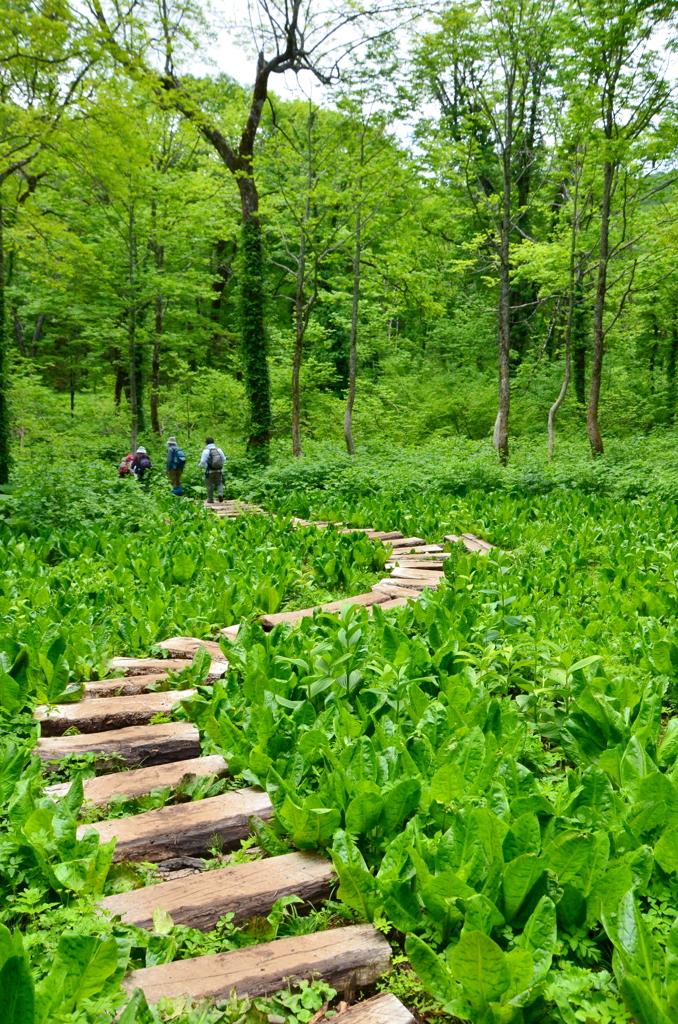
219 624 240 641
45 754 228 805
386 560 445 570
99 851 333 930
365 531 403 541
36 721 201 771
372 583 422 600
385 576 440 591
108 657 227 678
445 533 495 553
387 536 426 548
390 567 444 581
388 543 443 554
78 787 273 861
155 637 227 661
370 596 410 612
337 994 415 1024
122 923 391 1003
83 675 166 699
35 689 196 737
260 592 389 631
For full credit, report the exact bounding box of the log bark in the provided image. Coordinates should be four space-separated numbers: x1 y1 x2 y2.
79 786 273 861
98 851 332 930
45 754 228 804
35 721 201 771
122 924 391 1003
34 689 196 736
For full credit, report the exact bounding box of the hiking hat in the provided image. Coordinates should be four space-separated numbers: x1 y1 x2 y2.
136 446 147 454
167 436 177 445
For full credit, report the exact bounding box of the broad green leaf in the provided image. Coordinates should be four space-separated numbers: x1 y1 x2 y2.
462 893 505 936
381 778 421 834
447 929 511 1011
52 934 119 1011
119 987 154 1024
331 830 380 921
430 761 465 804
405 934 460 1006
517 895 556 984
346 785 384 835
380 879 424 932
502 813 540 860
654 831 678 874
0 956 35 1024
619 976 673 1024
502 854 544 922
544 833 593 886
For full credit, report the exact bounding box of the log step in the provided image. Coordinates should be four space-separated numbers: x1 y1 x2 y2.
78 787 273 861
35 689 196 737
365 531 403 541
390 567 444 581
122 923 391 1003
387 536 426 548
108 657 226 678
388 543 443 554
445 532 495 553
99 851 333 930
259 591 389 631
155 637 227 661
36 721 201 771
338 994 415 1023
83 675 170 699
372 583 422 600
386 560 445 570
45 754 228 805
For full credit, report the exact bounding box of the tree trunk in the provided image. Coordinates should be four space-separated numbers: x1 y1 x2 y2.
30 313 45 358
239 176 271 461
70 368 76 416
151 225 164 435
128 209 139 452
11 309 26 356
115 359 126 408
493 159 512 465
151 309 161 435
344 205 361 456
0 190 9 484
587 159 614 457
668 315 678 426
291 224 305 458
572 283 587 406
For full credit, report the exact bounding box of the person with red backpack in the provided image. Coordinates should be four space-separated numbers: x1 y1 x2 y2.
166 436 186 495
199 436 226 503
118 453 134 477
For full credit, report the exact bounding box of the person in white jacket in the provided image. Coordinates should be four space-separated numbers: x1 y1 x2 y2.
199 437 226 503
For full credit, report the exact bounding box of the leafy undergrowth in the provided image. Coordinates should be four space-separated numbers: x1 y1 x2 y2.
4 472 678 1022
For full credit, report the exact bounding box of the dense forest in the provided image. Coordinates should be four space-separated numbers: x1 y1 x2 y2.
6 3 678 1024
4 0 678 475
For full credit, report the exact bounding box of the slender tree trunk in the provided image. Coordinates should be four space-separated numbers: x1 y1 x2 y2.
70 368 76 416
128 207 139 452
0 190 9 484
11 310 26 356
668 314 678 426
344 204 361 456
151 302 161 436
587 159 614 457
493 155 512 465
115 358 126 408
572 284 587 406
30 314 44 358
151 216 164 435
238 176 271 461
292 224 306 458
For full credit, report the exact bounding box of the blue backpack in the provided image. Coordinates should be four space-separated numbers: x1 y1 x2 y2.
169 446 186 471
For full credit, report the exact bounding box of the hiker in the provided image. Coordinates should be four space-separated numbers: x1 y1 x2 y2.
131 446 152 482
118 453 134 478
166 436 186 495
199 436 226 503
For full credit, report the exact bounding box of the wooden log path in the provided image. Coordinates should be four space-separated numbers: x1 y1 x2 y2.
34 500 494 1016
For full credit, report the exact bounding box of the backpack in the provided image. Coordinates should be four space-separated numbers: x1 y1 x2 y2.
207 447 225 471
169 447 186 471
138 454 152 471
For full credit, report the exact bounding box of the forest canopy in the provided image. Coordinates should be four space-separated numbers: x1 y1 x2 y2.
2 0 678 473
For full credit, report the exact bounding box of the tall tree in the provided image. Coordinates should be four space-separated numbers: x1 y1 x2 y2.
413 0 557 463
